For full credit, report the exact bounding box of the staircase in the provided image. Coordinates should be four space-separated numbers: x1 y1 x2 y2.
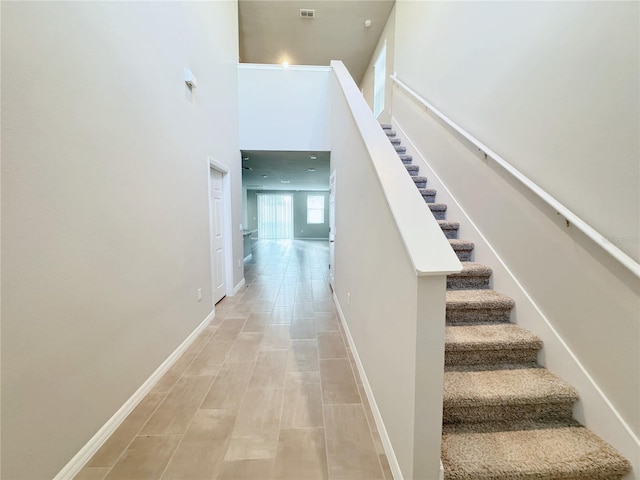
381 124 631 480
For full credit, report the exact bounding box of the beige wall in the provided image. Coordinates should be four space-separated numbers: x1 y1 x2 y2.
238 65 332 152
360 5 395 124
394 0 639 262
1 2 240 478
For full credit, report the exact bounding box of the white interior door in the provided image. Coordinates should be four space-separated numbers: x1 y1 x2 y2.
328 172 336 290
210 168 226 304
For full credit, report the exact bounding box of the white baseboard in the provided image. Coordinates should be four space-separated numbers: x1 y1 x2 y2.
53 310 215 480
231 277 246 296
333 293 403 480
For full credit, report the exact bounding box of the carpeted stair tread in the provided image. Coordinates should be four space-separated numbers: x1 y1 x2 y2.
449 239 472 259
394 145 407 154
412 176 427 188
399 154 413 164
441 421 631 480
389 137 401 145
385 129 396 137
447 262 492 290
440 221 460 239
445 324 542 368
445 324 542 352
446 290 514 323
429 203 447 220
380 123 392 130
449 239 472 250
419 188 437 202
441 221 460 228
443 368 578 407
405 164 420 176
428 203 447 211
447 289 513 309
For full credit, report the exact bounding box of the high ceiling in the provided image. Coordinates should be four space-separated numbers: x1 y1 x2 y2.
242 150 331 191
239 2 393 192
238 0 395 84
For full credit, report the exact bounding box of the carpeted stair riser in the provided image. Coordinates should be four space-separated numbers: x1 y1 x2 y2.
445 352 539 369
383 124 631 480
446 307 513 325
444 403 576 425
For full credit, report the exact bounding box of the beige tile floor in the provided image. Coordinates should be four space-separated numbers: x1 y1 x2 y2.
75 240 392 480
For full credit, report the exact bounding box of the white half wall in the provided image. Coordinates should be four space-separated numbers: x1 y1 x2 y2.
394 0 640 263
238 64 332 151
330 61 457 480
1 2 240 478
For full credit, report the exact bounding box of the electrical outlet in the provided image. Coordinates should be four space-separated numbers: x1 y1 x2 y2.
197 288 202 301
347 292 351 306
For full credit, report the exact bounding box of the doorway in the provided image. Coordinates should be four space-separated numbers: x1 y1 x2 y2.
328 172 336 290
209 163 228 304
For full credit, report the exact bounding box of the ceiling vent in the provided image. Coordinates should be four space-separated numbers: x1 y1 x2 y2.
299 9 315 19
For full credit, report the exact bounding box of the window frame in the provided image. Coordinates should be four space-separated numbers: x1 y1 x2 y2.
306 194 325 225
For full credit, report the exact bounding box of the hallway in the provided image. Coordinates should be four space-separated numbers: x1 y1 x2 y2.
75 240 392 480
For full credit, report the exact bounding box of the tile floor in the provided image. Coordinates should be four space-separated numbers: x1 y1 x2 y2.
75 240 392 480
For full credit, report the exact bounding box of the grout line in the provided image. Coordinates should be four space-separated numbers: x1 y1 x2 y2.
93 374 175 479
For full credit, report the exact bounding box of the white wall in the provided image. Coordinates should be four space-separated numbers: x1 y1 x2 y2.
394 0 639 263
361 5 395 125
238 65 332 151
1 2 240 478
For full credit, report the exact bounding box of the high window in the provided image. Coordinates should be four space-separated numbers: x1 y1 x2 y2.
307 195 325 224
373 41 387 118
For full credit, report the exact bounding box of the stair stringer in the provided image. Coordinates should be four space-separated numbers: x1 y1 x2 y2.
392 118 640 479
